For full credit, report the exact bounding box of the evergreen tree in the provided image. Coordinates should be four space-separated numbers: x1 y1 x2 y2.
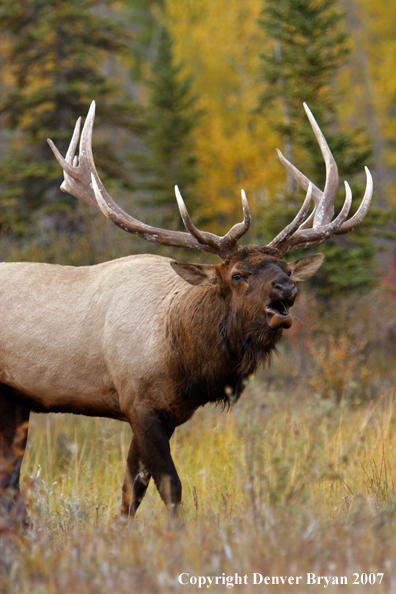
256 0 378 297
130 24 201 230
0 0 138 239
126 0 165 81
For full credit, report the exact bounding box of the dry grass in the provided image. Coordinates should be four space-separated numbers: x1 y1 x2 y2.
2 292 396 593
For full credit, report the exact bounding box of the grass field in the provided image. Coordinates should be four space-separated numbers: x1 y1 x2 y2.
1 291 396 593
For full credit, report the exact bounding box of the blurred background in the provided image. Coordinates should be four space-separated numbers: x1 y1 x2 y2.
0 0 395 279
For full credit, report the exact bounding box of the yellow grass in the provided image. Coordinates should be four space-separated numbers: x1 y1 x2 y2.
1 374 396 592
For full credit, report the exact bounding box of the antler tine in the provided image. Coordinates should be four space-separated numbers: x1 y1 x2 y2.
78 100 96 171
241 189 251 226
276 148 322 231
47 118 81 179
276 148 323 208
268 183 313 251
332 166 373 236
338 180 353 224
60 116 84 196
303 103 339 226
174 185 219 250
276 105 340 230
65 117 81 165
220 189 252 247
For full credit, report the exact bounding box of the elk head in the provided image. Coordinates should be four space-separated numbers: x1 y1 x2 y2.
171 247 325 332
48 101 373 331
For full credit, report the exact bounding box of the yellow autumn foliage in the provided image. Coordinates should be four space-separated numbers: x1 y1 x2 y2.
163 0 396 219
164 0 285 227
353 0 396 188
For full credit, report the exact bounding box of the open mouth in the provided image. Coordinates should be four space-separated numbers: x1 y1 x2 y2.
265 298 294 329
267 299 290 317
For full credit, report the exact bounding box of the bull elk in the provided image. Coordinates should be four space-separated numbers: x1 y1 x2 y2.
0 102 372 523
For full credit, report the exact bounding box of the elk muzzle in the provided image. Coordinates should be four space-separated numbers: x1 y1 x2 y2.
265 276 297 330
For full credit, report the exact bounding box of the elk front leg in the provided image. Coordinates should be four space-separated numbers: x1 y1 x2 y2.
0 386 30 525
121 436 152 518
127 414 180 518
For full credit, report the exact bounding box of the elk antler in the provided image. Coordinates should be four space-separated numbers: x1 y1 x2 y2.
268 103 373 254
48 101 251 261
48 102 372 260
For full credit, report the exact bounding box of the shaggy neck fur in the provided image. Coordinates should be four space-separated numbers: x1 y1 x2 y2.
165 284 283 408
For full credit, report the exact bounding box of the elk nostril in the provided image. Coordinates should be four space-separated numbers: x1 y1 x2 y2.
273 282 285 291
272 280 297 299
274 281 293 292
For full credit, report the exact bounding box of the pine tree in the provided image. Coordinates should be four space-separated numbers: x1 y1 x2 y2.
256 0 378 297
126 0 165 81
130 24 200 230
0 0 138 239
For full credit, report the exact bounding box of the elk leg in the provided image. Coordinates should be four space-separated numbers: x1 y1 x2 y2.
128 415 180 517
121 425 176 518
121 436 152 517
0 386 30 524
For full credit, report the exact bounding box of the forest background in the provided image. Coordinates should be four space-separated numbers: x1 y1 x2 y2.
1 1 396 592
0 0 395 290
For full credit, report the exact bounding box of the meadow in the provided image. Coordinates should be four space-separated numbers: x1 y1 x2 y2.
1 288 396 594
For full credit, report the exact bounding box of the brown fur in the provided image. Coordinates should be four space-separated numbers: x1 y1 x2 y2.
165 281 282 408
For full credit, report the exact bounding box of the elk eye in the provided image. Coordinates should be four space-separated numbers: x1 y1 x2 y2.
287 271 291 277
232 273 242 282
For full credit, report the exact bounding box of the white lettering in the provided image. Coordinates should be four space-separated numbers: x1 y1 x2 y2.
253 573 263 584
307 573 316 584
305 574 346 588
179 573 189 585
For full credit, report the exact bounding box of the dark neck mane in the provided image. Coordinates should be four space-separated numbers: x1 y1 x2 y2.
166 286 283 408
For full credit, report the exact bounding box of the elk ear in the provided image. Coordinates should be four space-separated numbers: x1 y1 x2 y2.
288 253 325 282
170 261 218 287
